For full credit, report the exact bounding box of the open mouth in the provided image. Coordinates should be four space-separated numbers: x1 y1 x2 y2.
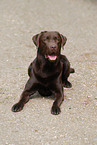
45 53 57 61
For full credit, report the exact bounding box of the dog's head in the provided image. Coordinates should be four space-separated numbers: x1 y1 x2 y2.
32 31 67 62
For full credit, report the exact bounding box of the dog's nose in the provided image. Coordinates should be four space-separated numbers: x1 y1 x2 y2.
50 45 56 49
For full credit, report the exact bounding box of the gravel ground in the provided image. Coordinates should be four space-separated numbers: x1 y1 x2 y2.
0 0 97 145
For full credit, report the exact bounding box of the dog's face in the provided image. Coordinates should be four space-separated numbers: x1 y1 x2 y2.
32 31 67 62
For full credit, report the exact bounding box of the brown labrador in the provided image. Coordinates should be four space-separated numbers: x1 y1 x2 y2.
11 31 75 115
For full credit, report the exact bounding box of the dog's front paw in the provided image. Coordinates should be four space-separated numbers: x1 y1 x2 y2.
51 105 61 115
11 103 24 112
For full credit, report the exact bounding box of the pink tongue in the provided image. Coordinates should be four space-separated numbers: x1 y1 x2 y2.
48 55 57 61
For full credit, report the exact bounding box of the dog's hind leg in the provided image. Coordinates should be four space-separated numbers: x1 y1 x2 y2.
60 55 75 88
70 68 75 73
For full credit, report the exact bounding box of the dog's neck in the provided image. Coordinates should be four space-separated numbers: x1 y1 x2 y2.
34 52 62 78
37 52 60 67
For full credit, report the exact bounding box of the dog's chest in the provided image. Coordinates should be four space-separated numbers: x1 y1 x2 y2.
34 62 62 85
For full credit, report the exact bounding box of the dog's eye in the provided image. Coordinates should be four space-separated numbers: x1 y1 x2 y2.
43 36 49 41
43 38 46 41
54 37 59 41
46 36 49 40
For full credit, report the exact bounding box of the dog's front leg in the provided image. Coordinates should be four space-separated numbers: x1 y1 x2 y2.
11 78 37 112
51 87 63 115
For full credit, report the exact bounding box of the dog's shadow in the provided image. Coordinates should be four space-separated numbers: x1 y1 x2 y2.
29 92 66 104
29 92 55 101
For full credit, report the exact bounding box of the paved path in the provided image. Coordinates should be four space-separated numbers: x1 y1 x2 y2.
0 0 97 144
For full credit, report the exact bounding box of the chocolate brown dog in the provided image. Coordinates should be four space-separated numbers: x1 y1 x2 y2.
12 31 75 115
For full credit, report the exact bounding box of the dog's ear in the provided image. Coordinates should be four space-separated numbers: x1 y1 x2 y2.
32 33 40 48
32 31 47 47
60 34 67 49
32 34 39 46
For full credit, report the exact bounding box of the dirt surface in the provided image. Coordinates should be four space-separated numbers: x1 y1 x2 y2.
0 0 97 145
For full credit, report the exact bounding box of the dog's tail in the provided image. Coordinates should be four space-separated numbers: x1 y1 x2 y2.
70 68 75 73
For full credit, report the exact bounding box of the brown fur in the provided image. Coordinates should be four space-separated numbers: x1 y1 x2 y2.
12 31 75 115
